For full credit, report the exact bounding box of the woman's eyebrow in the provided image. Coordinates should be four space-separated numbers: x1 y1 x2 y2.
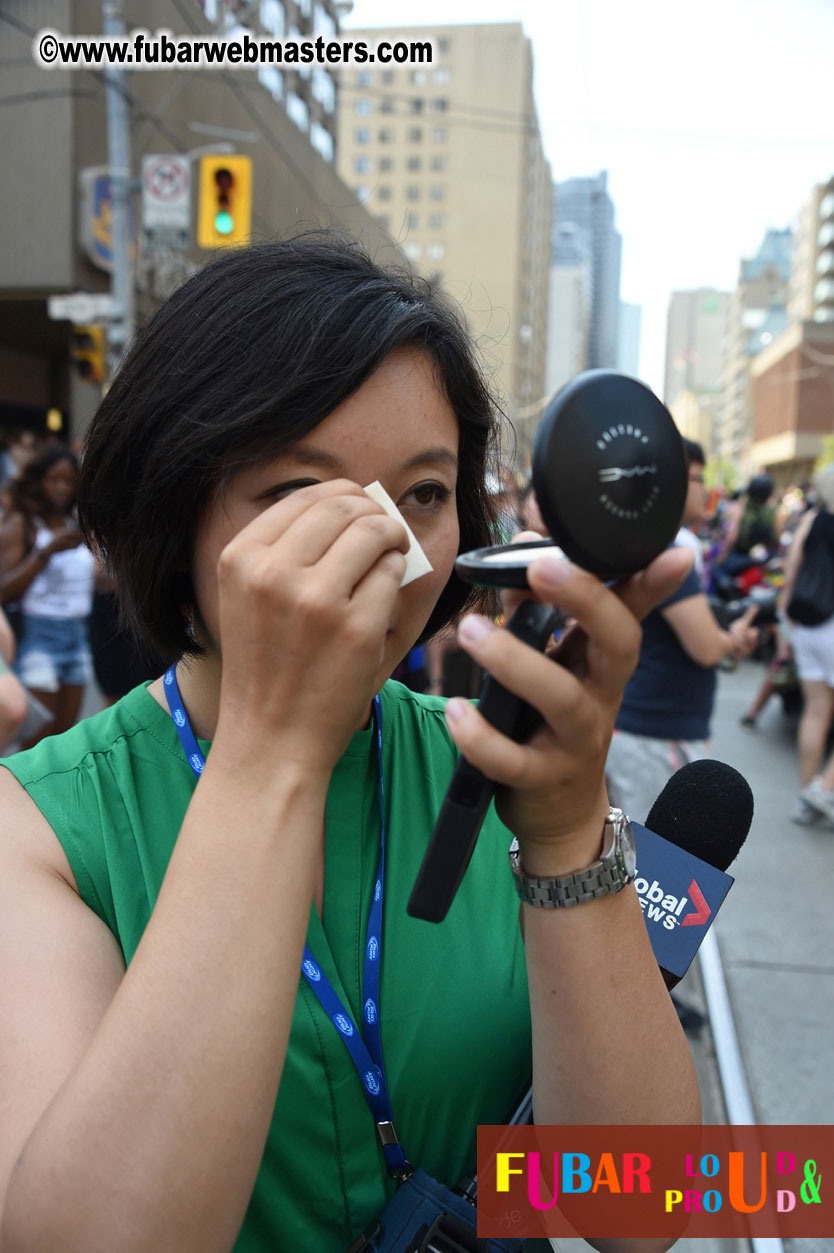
276 446 459 474
399 447 459 473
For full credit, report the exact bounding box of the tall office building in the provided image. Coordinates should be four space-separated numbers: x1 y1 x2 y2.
617 302 642 378
663 289 730 456
337 23 552 467
664 289 731 408
545 222 592 400
790 176 834 325
553 172 622 369
716 229 793 473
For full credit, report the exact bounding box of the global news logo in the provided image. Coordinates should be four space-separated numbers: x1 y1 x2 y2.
635 876 711 931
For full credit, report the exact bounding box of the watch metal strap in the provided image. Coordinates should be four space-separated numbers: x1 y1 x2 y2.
508 808 634 908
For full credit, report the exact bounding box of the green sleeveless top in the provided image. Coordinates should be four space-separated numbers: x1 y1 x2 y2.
1 679 532 1251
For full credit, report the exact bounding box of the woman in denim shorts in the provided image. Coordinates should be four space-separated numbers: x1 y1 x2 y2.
0 445 95 746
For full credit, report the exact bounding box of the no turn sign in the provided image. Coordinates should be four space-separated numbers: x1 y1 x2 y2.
142 154 191 244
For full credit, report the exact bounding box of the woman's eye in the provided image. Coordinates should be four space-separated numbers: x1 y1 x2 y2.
262 479 320 502
402 482 452 510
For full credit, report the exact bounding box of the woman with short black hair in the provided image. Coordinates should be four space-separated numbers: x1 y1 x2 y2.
0 232 697 1253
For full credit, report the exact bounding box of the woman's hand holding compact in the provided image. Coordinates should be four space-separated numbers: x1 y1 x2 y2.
444 536 694 874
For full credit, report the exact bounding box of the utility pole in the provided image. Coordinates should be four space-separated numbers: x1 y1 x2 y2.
102 0 134 377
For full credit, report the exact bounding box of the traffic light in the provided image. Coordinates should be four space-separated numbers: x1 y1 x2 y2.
197 154 253 248
72 324 106 383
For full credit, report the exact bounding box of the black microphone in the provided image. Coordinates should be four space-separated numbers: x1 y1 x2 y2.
634 759 754 988
644 758 753 873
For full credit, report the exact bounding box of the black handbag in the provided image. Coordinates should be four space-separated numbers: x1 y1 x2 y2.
788 512 834 626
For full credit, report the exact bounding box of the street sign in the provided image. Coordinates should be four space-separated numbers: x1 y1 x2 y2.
48 292 118 323
142 154 191 246
79 167 137 272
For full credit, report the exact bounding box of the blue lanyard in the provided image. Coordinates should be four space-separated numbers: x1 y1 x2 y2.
163 665 410 1178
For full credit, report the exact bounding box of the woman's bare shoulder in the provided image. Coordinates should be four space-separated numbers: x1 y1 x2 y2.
0 764 80 891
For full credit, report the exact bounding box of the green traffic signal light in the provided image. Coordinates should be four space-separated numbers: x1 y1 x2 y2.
213 168 234 236
197 154 252 248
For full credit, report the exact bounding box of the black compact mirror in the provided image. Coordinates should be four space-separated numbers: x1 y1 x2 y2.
456 370 688 587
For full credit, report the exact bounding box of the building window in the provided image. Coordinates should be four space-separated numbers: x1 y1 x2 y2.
312 68 335 113
310 121 333 163
406 156 422 171
258 64 283 101
379 97 394 114
355 127 370 144
407 127 423 142
429 155 447 172
287 92 309 131
431 98 449 112
426 242 445 260
430 127 448 144
357 70 372 86
411 70 427 86
817 249 834 275
377 185 392 201
354 156 371 173
380 70 394 85
260 0 286 38
429 183 446 201
406 185 421 202
378 128 394 143
433 68 451 85
437 38 450 54
354 185 371 201
313 3 336 41
819 222 834 249
376 215 391 232
355 98 372 115
405 211 419 230
403 241 422 261
428 212 444 230
378 156 394 172
409 98 424 113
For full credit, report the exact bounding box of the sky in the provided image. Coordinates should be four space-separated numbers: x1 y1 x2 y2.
344 0 834 395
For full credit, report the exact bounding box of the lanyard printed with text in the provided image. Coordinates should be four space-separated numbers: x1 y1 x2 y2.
163 665 410 1178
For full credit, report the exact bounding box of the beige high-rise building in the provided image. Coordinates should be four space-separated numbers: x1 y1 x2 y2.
789 176 834 325
663 290 730 411
663 288 730 460
337 23 552 469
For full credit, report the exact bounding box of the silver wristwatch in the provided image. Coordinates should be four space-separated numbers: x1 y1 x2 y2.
508 807 637 908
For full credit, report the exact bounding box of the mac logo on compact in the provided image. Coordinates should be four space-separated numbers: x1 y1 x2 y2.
598 465 658 483
594 425 661 521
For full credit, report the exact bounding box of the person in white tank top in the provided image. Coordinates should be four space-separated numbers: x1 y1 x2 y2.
0 446 96 746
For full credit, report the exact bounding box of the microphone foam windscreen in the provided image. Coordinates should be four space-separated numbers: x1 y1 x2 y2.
644 759 754 872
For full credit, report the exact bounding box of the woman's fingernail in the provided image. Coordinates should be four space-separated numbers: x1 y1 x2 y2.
445 697 467 723
459 614 493 644
534 557 570 589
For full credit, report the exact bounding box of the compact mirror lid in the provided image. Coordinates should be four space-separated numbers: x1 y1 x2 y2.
531 370 687 581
